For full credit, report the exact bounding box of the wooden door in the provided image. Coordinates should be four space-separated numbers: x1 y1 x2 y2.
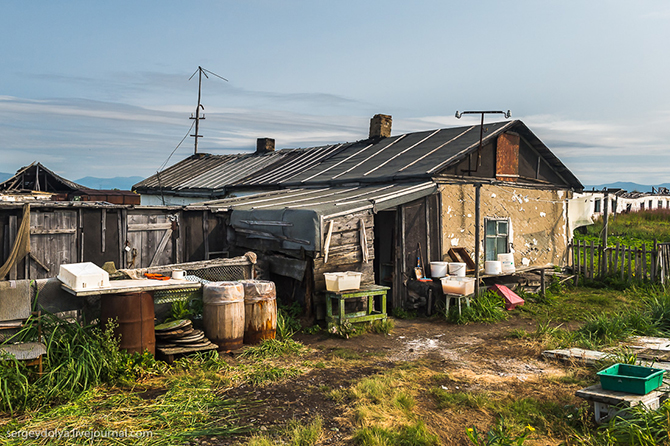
126 211 176 268
30 210 78 279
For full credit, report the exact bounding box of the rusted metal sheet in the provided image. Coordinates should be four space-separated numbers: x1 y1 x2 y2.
496 132 520 182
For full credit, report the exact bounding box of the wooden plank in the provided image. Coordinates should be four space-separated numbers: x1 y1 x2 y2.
149 229 173 267
327 228 373 247
127 222 173 232
30 228 76 235
574 240 579 286
323 220 333 263
61 278 201 296
8 215 17 280
651 241 657 283
359 218 369 263
328 211 373 234
202 211 210 260
614 241 620 275
29 252 50 273
101 209 106 253
78 208 84 262
642 243 647 280
627 247 632 281
589 240 594 280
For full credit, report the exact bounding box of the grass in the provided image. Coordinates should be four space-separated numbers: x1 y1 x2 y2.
242 416 323 446
447 291 509 324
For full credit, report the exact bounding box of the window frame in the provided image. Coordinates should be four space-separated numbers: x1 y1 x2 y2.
484 217 511 262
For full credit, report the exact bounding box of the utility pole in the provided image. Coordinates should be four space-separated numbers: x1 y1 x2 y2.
189 66 228 155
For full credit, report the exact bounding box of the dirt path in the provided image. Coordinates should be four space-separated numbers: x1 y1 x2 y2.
211 317 581 446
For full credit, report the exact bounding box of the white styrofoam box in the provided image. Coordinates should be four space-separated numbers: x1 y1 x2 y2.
324 271 362 292
441 277 475 295
58 262 110 291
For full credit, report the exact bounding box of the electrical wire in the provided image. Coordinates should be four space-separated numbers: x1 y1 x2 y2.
157 120 196 173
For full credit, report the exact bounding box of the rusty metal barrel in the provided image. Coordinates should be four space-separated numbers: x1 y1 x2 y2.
202 282 245 351
239 280 277 344
100 291 156 355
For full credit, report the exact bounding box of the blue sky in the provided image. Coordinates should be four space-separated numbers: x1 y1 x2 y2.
1 1 669 185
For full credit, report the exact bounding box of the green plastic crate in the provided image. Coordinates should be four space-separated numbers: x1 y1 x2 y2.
597 363 665 395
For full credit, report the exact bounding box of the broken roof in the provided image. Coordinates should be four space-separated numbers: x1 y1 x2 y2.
0 162 88 193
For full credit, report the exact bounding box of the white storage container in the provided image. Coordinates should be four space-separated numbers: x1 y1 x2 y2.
430 261 449 278
485 260 502 275
324 271 362 292
498 253 515 273
440 277 475 295
58 262 110 291
449 262 466 277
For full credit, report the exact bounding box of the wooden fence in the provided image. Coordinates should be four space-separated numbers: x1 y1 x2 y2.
570 240 670 285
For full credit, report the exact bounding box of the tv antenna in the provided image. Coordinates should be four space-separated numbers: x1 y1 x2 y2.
455 110 511 173
189 66 228 155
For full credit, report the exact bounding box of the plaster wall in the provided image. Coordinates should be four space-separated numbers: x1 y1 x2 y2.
440 183 570 268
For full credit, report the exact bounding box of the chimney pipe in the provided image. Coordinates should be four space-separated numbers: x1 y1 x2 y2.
256 138 275 154
369 114 392 139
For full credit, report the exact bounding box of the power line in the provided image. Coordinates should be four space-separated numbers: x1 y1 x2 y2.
157 120 196 173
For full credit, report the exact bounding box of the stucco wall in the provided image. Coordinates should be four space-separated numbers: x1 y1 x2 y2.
440 183 569 268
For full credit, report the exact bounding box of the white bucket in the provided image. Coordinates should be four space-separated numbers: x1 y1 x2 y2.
484 260 502 275
430 261 449 278
498 253 515 273
449 262 466 277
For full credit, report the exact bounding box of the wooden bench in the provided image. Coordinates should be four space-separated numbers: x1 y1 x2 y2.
575 384 667 423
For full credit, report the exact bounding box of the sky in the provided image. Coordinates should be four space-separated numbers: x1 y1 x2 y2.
1 1 669 185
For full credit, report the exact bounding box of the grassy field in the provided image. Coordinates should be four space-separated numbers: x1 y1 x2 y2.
2 281 670 445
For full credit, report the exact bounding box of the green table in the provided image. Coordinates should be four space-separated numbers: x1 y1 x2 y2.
325 285 389 330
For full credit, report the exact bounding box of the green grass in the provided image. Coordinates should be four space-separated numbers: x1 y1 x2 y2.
238 338 306 360
448 291 508 324
353 421 439 446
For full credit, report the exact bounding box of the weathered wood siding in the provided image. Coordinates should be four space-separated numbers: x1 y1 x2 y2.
126 210 176 268
313 210 375 292
29 209 78 278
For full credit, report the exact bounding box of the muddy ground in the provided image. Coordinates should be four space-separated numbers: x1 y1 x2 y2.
199 317 588 446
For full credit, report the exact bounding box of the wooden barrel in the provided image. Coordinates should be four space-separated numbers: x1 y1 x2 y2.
203 282 245 351
239 280 277 344
100 291 156 355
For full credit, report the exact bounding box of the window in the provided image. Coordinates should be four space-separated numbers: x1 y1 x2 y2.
649 200 653 209
660 201 663 209
485 218 509 261
612 199 616 211
594 198 601 213
626 203 632 212
641 202 645 210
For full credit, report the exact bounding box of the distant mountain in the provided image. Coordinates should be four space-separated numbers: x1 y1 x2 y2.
0 172 12 183
75 176 144 190
581 182 670 193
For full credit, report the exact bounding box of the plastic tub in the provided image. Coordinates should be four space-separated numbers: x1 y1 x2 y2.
485 260 502 275
597 363 665 395
449 262 466 277
440 277 475 295
498 253 515 273
430 262 449 278
324 272 362 292
58 262 110 291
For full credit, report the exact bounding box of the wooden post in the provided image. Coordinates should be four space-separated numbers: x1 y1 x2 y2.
642 243 647 281
589 240 595 280
583 241 588 280
78 208 84 262
626 247 631 281
601 190 609 277
474 183 481 297
540 268 546 298
574 240 579 286
614 241 620 276
652 240 657 283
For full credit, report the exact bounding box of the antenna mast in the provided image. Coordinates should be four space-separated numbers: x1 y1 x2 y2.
189 66 228 155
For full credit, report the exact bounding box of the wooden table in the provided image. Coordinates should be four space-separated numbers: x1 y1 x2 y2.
61 279 201 297
575 384 666 423
325 285 389 330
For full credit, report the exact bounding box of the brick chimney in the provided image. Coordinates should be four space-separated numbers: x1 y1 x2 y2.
369 114 392 139
256 138 275 154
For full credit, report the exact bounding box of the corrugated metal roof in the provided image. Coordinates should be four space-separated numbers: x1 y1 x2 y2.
134 120 582 193
201 181 437 217
284 122 512 185
234 143 348 186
